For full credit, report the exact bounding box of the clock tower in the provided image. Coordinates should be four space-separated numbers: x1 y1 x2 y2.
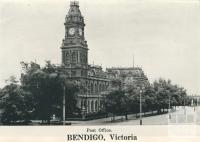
61 1 88 77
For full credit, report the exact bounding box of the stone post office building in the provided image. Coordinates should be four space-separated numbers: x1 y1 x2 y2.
60 1 149 115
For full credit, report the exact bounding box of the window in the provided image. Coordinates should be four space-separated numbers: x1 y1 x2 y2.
81 70 84 76
72 71 76 76
99 84 102 92
95 84 98 93
91 83 93 94
72 52 76 63
66 52 70 63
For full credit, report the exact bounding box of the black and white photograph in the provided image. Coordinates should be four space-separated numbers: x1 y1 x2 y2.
0 0 199 126
0 0 200 141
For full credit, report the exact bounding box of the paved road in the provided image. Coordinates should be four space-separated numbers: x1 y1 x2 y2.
70 106 200 125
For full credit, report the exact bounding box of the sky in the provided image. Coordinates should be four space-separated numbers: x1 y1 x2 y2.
0 0 200 95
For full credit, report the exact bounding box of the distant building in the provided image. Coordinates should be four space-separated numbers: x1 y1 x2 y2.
106 67 149 87
60 1 149 115
189 95 200 106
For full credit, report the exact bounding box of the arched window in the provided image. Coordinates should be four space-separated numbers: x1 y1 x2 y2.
65 52 70 63
91 101 94 112
103 84 106 91
80 52 83 64
83 53 87 64
88 83 91 94
81 100 84 109
95 101 98 111
93 83 95 94
100 100 104 109
82 54 84 64
85 81 88 93
85 53 87 63
84 100 87 109
95 84 98 93
88 100 91 112
72 52 76 63
99 84 102 92
91 83 93 94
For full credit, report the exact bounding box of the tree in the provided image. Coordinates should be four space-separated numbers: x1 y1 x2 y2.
105 79 130 120
20 61 80 123
152 78 189 113
153 79 172 113
125 83 140 114
143 85 157 113
1 77 32 124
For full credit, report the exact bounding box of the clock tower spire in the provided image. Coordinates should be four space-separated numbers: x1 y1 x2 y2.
61 1 88 77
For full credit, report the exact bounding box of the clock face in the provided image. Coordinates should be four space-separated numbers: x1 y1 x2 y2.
79 28 82 36
68 28 75 36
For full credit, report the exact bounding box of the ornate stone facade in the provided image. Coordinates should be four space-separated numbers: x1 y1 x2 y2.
60 1 109 114
60 1 149 114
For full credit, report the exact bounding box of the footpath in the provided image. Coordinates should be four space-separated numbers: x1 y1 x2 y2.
68 110 169 125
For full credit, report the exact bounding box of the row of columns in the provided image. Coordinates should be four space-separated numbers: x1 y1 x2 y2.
79 99 103 113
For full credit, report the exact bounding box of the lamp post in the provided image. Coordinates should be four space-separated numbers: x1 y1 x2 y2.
184 98 186 115
194 97 198 112
82 106 86 120
191 99 193 106
139 89 142 125
63 84 66 125
168 96 171 119
139 86 145 125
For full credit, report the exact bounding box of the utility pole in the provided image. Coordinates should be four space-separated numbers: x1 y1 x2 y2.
63 84 66 125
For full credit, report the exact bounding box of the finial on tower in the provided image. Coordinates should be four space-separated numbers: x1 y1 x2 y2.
70 1 79 7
